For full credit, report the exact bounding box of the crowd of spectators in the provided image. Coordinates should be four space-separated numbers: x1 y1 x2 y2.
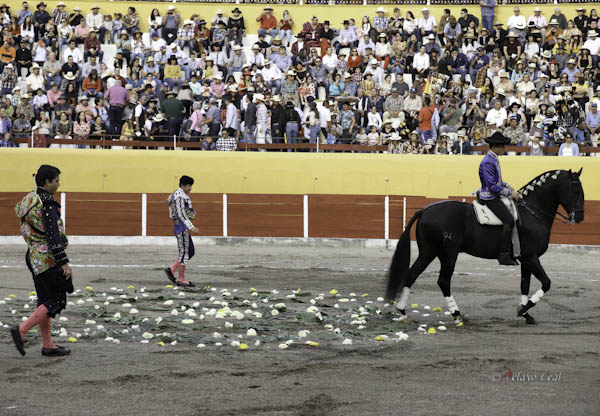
0 2 599 156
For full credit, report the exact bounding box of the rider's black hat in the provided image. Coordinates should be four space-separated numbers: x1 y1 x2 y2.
485 132 511 146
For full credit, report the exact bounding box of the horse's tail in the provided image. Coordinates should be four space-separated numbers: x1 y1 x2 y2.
385 209 423 302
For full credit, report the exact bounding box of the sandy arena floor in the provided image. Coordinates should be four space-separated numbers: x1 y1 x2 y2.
0 243 599 416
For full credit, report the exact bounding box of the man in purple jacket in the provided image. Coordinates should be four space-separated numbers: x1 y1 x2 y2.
478 132 520 266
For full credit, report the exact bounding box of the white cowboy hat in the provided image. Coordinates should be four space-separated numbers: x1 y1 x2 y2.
390 132 400 141
63 71 76 80
233 45 242 51
216 8 223 14
183 19 193 26
168 5 175 11
498 70 508 77
153 114 165 122
370 58 378 65
533 7 541 12
421 7 429 12
254 93 264 102
376 7 386 13
213 73 222 80
272 95 281 102
515 21 526 30
78 96 89 102
286 70 296 76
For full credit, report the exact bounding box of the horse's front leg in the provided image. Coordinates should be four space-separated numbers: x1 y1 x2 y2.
518 256 551 323
519 261 536 325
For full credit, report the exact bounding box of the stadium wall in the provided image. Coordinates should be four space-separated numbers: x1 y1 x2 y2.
3 1 597 35
0 149 598 245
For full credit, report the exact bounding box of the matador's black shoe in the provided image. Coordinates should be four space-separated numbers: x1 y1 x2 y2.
10 326 25 356
42 346 71 357
164 267 176 284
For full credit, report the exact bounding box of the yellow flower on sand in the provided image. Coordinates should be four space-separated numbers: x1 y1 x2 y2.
85 286 93 292
165 285 174 289
427 327 437 335
127 285 135 290
329 289 338 295
67 337 78 343
456 322 464 327
239 343 249 350
432 307 443 312
362 294 369 297
375 335 388 341
411 303 419 308
8 294 17 298
29 291 37 297
249 288 256 292
307 341 319 347
157 341 165 347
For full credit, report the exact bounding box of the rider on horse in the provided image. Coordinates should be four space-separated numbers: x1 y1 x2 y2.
477 132 520 266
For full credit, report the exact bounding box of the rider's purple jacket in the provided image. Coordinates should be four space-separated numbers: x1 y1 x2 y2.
478 150 512 200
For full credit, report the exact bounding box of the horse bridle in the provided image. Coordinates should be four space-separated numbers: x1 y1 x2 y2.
519 178 583 225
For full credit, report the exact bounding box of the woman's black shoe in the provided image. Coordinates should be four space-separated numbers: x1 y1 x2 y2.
164 267 176 284
10 326 26 356
41 346 72 357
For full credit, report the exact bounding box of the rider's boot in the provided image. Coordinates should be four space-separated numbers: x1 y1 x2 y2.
498 224 519 266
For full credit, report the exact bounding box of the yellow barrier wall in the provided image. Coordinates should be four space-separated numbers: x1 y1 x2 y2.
4 1 597 34
1 149 598 199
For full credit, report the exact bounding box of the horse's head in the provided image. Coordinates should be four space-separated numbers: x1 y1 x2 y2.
558 168 585 224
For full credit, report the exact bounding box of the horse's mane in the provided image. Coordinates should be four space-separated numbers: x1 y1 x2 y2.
518 170 564 197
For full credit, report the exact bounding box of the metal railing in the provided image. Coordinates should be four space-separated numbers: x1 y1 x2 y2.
11 136 600 155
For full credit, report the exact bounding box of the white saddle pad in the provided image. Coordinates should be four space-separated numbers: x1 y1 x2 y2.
472 196 518 226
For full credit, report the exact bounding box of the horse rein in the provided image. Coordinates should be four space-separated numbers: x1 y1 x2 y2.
518 179 582 225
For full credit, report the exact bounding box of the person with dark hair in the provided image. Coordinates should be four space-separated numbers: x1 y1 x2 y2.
164 176 199 287
11 164 73 357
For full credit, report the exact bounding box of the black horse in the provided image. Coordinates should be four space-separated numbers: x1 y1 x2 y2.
385 169 585 325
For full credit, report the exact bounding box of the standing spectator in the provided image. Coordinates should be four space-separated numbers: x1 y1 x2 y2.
105 79 127 136
480 0 496 32
255 93 270 148
284 101 301 148
270 95 285 144
256 6 277 38
161 90 185 136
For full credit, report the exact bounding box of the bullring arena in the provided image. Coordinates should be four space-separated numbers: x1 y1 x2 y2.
2 0 600 413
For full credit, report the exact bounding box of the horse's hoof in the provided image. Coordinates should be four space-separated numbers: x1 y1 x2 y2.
398 315 408 323
517 305 527 317
524 314 536 325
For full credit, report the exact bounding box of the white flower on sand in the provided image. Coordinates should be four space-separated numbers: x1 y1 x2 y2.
155 317 163 324
377 297 384 302
324 324 334 330
59 317 68 322
231 311 245 320
310 299 316 305
306 306 319 313
251 303 258 309
271 309 279 316
339 298 349 303
122 329 129 334
274 303 286 309
254 340 261 347
342 338 353 345
142 332 153 339
286 294 296 299
278 343 288 350
181 319 194 325
185 310 197 317
104 336 114 342
437 326 447 331
298 330 310 338
192 302 200 308
85 319 96 325
76 299 85 305
122 303 132 308
197 344 206 348
113 339 120 344
253 312 263 319
230 340 241 347
213 332 222 339
171 309 179 316
129 308 139 314
224 322 234 328
163 300 174 306
214 342 222 347
178 292 186 297
247 328 257 337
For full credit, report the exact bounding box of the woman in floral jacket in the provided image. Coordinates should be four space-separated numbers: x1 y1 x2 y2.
11 165 73 358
